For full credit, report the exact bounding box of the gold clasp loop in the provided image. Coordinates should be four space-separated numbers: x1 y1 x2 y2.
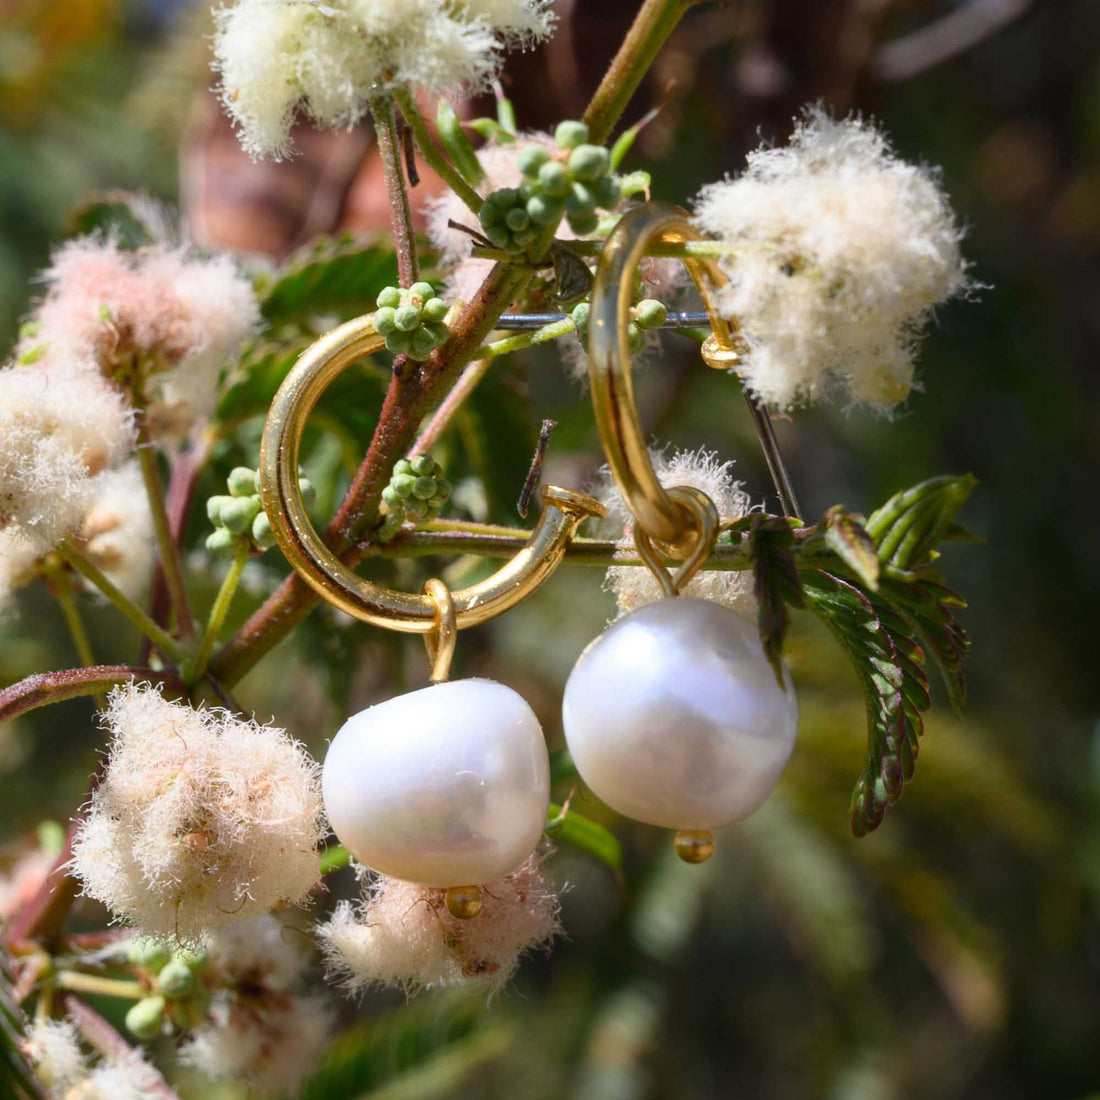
422 578 456 683
632 486 719 598
259 314 606 633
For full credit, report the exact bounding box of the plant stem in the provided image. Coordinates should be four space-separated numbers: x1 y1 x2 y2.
55 972 143 1000
46 571 105 709
187 540 250 684
393 88 483 215
136 441 194 639
583 0 698 144
57 542 186 665
371 94 419 286
0 666 182 727
472 316 576 360
409 357 492 457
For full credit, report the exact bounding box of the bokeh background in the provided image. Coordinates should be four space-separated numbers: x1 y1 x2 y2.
2 1 1100 1097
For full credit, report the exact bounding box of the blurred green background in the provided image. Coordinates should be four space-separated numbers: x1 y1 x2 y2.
2 1 1099 1098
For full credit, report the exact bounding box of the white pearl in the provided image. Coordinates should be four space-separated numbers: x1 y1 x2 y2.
322 678 550 887
562 597 798 830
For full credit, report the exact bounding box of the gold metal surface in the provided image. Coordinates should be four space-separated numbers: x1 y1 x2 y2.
422 578 456 683
588 202 743 555
674 829 716 864
632 486 719 597
259 313 606 632
444 885 484 919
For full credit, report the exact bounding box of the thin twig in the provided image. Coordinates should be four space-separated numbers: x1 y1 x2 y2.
518 419 556 519
370 94 419 287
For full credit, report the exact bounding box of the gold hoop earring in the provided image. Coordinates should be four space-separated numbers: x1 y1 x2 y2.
562 202 801 864
258 311 601 902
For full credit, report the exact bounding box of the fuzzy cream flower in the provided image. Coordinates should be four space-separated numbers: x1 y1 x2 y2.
213 0 555 160
21 237 259 438
692 107 968 411
595 447 757 620
179 916 333 1096
21 1019 87 1094
76 463 155 602
319 851 559 995
0 367 134 563
70 684 325 941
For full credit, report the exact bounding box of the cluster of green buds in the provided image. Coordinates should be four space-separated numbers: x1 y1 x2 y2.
374 283 449 361
376 454 452 542
571 297 667 355
206 466 314 558
478 120 621 254
124 938 208 1041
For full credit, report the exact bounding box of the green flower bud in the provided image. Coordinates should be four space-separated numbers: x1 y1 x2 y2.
491 187 520 208
374 306 398 335
386 330 414 356
505 207 530 232
483 224 510 250
519 178 539 202
410 454 437 477
127 937 170 972
393 458 413 477
158 960 195 999
376 286 402 310
220 495 262 535
423 322 449 347
173 945 208 972
376 514 403 542
538 161 570 198
592 174 622 208
627 321 645 354
478 202 503 229
227 466 257 498
205 527 238 560
409 281 435 303
206 495 234 527
633 299 668 329
571 301 591 333
251 510 274 550
126 996 165 1041
393 305 421 332
555 120 589 150
409 326 439 360
403 498 428 522
568 144 611 184
565 182 597 216
381 485 404 511
518 145 551 177
421 297 448 322
567 210 600 236
412 476 437 500
433 477 453 502
526 194 564 227
391 473 417 498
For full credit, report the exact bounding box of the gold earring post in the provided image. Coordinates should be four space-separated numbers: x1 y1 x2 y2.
259 314 606 633
588 202 802 530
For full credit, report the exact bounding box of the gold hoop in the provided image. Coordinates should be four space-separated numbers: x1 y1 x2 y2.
259 314 606 633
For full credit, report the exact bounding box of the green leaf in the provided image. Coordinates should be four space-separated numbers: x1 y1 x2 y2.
320 843 351 874
545 803 622 870
745 515 804 685
822 507 880 590
864 474 978 572
258 235 399 327
65 190 159 248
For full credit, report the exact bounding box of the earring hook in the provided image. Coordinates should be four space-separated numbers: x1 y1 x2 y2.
421 578 457 682
259 313 606 632
587 201 802 549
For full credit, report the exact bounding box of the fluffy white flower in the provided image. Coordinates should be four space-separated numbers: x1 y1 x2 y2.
319 851 559 995
22 237 259 438
596 447 757 620
80 1054 166 1100
0 367 134 565
692 107 968 411
77 463 155 602
70 684 325 941
180 916 332 1096
21 1019 88 1094
213 0 555 159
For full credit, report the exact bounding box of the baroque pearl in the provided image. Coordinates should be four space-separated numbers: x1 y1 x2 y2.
323 679 550 887
562 597 798 830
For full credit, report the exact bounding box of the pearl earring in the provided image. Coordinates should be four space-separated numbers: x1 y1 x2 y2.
258 313 604 916
564 203 804 863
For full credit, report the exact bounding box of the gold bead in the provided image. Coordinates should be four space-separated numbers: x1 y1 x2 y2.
445 885 483 919
674 829 715 864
